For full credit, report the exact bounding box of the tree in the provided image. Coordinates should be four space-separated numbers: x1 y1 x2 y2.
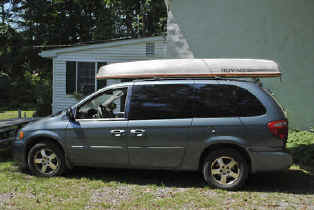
104 0 167 38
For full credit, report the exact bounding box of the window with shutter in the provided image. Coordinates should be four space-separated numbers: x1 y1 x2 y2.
66 61 108 96
77 62 96 96
66 61 76 95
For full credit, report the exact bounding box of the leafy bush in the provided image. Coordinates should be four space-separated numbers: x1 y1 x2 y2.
32 79 52 117
287 130 314 165
33 104 51 117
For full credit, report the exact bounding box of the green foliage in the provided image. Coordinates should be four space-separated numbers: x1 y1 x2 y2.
104 0 167 38
0 73 9 103
287 130 314 166
32 78 52 116
6 69 51 111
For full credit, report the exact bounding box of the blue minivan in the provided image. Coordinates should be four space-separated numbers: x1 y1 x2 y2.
13 77 291 190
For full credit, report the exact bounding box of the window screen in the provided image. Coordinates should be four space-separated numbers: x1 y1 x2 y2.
194 84 266 118
146 42 155 56
77 62 95 96
129 84 194 120
66 61 76 95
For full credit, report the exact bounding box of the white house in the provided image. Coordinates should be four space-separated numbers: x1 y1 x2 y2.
40 36 168 113
164 0 314 129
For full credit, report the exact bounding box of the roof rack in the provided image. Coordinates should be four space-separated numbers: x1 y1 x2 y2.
130 77 261 84
132 76 227 81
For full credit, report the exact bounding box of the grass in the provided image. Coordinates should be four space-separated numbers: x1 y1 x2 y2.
0 162 313 209
287 130 314 167
0 130 313 209
0 110 35 121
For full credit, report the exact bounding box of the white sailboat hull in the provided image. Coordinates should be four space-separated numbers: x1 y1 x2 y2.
96 59 280 79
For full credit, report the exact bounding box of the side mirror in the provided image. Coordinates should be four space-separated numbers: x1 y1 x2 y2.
66 108 76 122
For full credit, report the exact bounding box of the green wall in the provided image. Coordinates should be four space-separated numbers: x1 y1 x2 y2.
169 0 314 129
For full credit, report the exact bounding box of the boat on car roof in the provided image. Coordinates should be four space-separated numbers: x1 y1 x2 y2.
96 59 280 79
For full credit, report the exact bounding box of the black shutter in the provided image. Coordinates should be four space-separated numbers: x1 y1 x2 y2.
66 61 76 94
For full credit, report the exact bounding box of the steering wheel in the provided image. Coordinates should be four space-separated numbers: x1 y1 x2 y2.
98 104 115 118
86 109 98 119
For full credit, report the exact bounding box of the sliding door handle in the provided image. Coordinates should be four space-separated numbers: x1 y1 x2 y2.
110 129 126 137
130 129 146 137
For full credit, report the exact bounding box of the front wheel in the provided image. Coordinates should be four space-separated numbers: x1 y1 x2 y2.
27 142 65 177
202 149 248 190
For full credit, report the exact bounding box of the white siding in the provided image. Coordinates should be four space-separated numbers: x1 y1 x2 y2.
56 40 168 62
107 79 120 86
52 38 168 113
53 59 78 113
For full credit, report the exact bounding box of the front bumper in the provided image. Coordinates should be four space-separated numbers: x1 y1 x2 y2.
12 140 27 169
0 137 14 151
250 151 292 173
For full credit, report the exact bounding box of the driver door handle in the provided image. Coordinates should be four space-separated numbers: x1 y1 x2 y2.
130 129 146 137
110 129 126 137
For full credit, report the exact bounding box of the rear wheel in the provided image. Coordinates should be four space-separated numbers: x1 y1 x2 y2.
27 142 65 177
202 149 248 190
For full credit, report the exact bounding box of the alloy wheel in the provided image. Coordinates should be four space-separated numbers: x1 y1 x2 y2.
33 148 59 176
210 156 240 186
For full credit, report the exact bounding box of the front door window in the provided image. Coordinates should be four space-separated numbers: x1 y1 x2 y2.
76 88 127 119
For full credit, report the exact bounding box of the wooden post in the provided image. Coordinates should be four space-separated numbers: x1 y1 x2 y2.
18 110 21 119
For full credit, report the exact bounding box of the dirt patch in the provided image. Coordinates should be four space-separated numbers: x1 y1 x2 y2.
85 185 190 209
86 185 135 209
0 192 15 207
199 188 218 197
144 187 188 200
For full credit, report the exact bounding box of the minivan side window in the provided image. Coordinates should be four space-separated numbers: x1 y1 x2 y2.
76 88 128 119
128 84 194 120
194 84 266 118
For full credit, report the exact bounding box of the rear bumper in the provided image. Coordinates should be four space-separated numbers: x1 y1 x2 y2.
250 151 292 173
12 140 27 169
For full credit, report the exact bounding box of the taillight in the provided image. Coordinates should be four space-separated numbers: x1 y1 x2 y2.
267 120 288 141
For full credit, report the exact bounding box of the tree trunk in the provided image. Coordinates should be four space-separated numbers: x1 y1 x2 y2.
1 4 5 24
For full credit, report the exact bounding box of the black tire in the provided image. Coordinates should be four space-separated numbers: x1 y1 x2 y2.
27 142 65 177
202 149 248 190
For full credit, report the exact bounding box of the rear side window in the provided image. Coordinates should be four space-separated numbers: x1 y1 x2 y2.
194 84 266 118
129 84 194 120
